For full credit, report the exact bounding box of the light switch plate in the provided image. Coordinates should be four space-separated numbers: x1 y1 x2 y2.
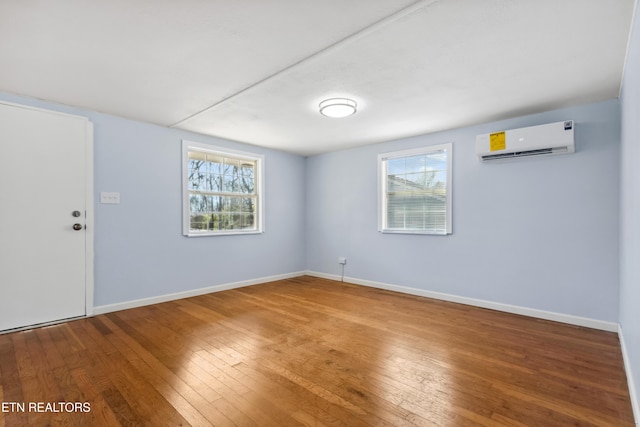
100 192 120 204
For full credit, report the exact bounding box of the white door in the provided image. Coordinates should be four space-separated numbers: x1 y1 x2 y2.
0 102 92 331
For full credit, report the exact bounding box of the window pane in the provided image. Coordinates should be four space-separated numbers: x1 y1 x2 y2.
209 174 221 191
206 154 223 174
223 174 235 192
387 158 405 175
404 155 426 172
241 163 254 177
188 160 206 191
190 214 207 230
240 176 254 193
405 172 426 186
190 194 205 213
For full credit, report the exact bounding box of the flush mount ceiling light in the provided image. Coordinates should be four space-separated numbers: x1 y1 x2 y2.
319 98 357 118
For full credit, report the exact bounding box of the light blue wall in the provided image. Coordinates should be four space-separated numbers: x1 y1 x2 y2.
620 2 640 418
306 100 621 322
0 91 307 307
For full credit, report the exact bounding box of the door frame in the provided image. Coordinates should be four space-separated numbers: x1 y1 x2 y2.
1 100 94 320
83 109 95 318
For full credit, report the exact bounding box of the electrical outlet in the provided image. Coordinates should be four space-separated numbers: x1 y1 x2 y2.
100 192 120 204
338 257 347 265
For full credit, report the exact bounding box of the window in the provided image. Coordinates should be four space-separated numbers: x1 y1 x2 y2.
182 141 264 236
378 143 452 235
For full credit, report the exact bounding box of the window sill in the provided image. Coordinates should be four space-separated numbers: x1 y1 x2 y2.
184 230 264 237
379 229 451 236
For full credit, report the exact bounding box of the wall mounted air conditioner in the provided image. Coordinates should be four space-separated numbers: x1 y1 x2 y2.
476 120 574 162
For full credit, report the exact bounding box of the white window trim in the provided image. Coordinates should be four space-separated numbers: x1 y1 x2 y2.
378 142 452 235
182 140 265 237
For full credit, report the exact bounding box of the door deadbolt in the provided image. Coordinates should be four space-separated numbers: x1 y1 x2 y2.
72 210 81 217
73 223 83 231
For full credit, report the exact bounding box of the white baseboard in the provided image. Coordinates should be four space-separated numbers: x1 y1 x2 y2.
619 324 640 425
95 270 620 333
304 270 619 332
92 271 306 315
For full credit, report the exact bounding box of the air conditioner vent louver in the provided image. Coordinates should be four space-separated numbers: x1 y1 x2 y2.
481 148 568 161
476 121 574 162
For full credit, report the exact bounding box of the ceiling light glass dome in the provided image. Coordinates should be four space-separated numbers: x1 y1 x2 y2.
319 98 357 118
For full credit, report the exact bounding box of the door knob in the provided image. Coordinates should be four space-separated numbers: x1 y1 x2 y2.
73 223 83 231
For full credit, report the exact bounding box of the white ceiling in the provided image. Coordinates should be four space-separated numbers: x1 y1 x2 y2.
0 1 635 156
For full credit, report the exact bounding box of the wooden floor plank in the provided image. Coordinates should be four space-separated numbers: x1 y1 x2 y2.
0 276 635 426
98 315 218 426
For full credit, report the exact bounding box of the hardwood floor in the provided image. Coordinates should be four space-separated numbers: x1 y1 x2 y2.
0 276 634 426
